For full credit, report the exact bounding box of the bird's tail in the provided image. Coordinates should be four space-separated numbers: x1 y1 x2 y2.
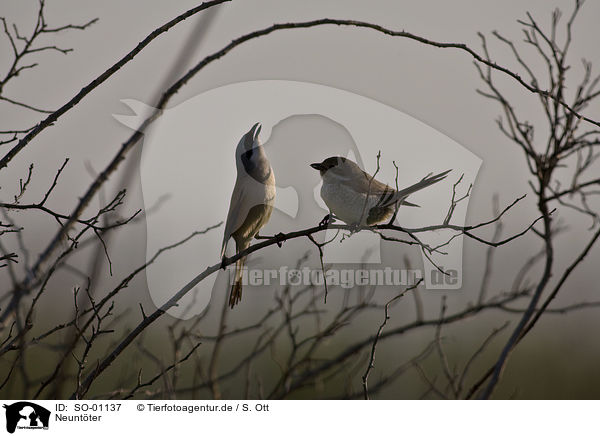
229 256 245 308
394 169 452 202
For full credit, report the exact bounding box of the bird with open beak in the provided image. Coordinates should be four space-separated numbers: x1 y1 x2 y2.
221 123 276 308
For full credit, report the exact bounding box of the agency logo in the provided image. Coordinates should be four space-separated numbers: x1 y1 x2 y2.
3 402 50 433
115 80 481 318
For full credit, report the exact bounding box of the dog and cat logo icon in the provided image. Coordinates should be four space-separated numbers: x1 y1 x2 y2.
3 402 50 433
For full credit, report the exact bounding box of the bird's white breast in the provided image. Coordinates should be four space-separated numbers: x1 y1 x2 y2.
320 180 379 225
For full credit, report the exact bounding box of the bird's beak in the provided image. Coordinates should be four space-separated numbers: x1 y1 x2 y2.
243 123 262 150
310 162 324 171
250 122 261 141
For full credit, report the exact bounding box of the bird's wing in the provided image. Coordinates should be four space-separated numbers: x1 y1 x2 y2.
346 168 450 209
221 179 247 258
341 168 395 195
343 169 410 207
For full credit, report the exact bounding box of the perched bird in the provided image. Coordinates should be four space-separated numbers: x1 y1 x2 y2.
221 123 276 308
311 156 450 226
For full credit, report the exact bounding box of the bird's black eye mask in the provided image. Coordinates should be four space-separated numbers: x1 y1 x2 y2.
241 148 254 171
329 157 347 168
241 147 272 183
323 156 346 171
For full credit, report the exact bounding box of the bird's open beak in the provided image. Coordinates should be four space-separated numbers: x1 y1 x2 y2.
310 163 324 171
250 122 261 141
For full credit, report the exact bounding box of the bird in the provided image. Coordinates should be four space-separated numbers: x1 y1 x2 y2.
310 156 450 226
221 123 276 308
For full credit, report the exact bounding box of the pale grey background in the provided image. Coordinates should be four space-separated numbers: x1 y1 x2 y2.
1 0 599 397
